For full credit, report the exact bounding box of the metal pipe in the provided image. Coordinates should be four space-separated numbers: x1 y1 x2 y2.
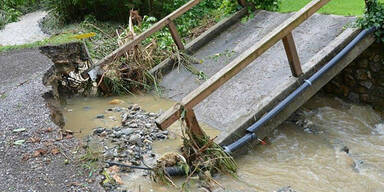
224 27 376 154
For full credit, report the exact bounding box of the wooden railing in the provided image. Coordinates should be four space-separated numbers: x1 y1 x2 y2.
84 0 246 74
155 0 332 131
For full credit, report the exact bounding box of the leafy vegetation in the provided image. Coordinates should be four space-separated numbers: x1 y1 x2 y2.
279 0 384 16
0 0 44 28
357 0 384 43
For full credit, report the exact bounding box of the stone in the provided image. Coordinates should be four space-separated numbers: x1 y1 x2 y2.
112 131 122 138
344 74 355 87
359 81 373 89
354 86 367 94
373 55 381 63
161 131 169 135
357 58 369 68
144 123 152 128
348 92 360 103
360 94 369 102
149 112 157 117
96 114 105 119
94 127 106 134
355 69 368 80
156 133 167 139
132 104 140 111
129 123 138 128
369 61 381 72
121 128 135 135
129 134 141 145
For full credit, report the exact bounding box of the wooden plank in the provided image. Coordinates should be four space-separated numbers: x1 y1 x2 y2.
167 20 185 50
156 0 331 130
282 32 302 77
184 108 205 137
84 0 201 74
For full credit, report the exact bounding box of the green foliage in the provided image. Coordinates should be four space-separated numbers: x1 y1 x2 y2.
0 0 44 28
357 0 384 43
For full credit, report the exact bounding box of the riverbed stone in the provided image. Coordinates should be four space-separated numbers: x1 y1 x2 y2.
94 127 106 134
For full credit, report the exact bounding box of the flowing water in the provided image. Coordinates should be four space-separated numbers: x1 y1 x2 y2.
63 94 384 192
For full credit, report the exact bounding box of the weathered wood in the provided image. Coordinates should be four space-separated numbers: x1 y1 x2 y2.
282 32 302 77
184 108 204 137
167 20 184 50
237 0 247 7
155 0 331 130
84 0 201 74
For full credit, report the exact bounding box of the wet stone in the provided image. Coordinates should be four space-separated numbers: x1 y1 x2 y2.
359 81 373 89
128 123 138 128
96 114 105 119
121 128 135 135
94 127 106 134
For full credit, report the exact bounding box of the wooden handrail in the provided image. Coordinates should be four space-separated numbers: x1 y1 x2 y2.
156 0 332 130
84 0 202 74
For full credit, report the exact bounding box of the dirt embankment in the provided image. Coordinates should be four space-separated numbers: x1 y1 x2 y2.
0 43 103 191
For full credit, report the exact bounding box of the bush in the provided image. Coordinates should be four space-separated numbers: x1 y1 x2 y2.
357 0 384 43
45 0 279 23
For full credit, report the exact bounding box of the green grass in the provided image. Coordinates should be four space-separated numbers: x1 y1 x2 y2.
279 0 384 16
0 33 79 52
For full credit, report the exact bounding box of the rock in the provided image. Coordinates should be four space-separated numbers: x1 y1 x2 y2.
129 134 141 145
357 58 369 68
161 130 169 135
149 112 157 117
373 55 381 62
132 104 140 111
96 114 105 119
369 61 381 72
112 131 122 138
348 92 360 103
94 127 106 134
359 81 373 89
144 123 152 128
121 113 129 122
121 128 135 135
129 123 138 128
156 133 167 139
275 186 296 192
355 69 369 80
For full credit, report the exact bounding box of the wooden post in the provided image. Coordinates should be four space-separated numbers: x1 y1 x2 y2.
167 20 185 50
282 32 302 77
237 0 247 7
184 108 204 137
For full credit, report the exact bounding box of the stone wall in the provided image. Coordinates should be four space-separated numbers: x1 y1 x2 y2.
324 42 384 110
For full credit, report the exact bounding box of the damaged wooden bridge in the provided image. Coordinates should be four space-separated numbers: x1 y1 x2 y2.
96 0 376 152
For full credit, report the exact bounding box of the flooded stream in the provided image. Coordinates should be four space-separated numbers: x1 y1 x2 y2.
63 94 384 191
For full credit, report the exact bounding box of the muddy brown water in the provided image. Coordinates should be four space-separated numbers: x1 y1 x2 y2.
63 94 384 191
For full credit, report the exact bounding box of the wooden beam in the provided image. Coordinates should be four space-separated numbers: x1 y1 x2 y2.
167 20 185 50
84 0 201 74
282 32 302 77
155 0 331 130
184 108 205 137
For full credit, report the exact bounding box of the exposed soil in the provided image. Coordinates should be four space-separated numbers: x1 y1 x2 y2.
0 51 102 192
